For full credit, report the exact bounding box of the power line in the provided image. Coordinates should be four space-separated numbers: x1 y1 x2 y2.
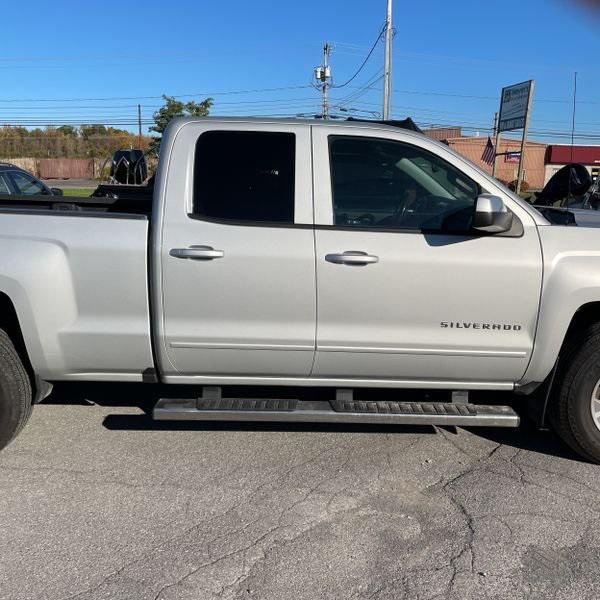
393 88 600 105
0 97 322 115
333 71 384 108
333 24 386 89
0 84 597 106
0 85 314 103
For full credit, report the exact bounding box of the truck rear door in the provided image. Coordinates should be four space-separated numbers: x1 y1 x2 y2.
157 122 316 379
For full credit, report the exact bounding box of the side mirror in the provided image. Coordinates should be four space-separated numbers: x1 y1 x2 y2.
50 187 64 196
472 194 513 234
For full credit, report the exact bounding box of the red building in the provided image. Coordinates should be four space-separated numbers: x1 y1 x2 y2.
545 145 600 184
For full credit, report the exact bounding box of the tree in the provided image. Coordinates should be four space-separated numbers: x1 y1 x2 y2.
80 124 108 139
149 95 213 154
0 124 152 160
56 125 78 137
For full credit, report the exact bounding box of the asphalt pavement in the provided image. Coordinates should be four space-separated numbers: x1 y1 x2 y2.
1 384 599 600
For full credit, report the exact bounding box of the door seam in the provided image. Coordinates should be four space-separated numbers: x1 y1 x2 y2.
309 125 318 377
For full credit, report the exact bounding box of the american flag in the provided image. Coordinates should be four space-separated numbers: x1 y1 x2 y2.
481 137 496 166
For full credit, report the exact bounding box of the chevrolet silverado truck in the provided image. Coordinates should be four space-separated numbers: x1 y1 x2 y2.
1 117 600 463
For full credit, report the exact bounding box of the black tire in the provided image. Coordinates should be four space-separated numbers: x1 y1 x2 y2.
551 322 600 463
0 328 33 451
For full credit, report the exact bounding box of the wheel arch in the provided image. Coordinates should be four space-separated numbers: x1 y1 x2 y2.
562 302 600 343
0 291 50 403
0 291 32 374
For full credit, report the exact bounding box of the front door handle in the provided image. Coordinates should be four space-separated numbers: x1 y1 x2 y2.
170 246 224 260
325 251 379 266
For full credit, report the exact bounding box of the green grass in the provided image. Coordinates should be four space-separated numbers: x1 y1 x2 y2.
58 187 95 197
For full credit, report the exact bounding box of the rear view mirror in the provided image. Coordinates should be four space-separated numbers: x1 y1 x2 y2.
50 187 64 196
472 194 513 234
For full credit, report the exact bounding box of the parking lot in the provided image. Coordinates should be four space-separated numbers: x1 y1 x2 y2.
1 384 600 600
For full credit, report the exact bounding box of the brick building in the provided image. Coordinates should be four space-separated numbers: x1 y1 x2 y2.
423 128 547 189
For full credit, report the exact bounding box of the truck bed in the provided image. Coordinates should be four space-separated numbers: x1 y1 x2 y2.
0 192 153 217
0 207 154 381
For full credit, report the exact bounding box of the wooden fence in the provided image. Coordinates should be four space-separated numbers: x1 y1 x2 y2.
0 157 105 180
39 158 94 179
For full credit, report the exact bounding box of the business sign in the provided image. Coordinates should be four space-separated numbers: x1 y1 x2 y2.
505 151 521 163
498 81 533 132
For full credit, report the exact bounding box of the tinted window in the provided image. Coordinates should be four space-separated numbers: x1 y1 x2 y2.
0 174 10 194
194 131 295 223
329 136 480 232
9 171 47 196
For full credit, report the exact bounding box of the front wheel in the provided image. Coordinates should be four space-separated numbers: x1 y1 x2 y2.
0 329 33 451
552 323 600 463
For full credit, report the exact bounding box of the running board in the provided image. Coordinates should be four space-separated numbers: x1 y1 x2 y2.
152 398 519 428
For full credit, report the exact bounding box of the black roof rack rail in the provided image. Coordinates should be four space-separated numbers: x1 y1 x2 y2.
346 117 423 133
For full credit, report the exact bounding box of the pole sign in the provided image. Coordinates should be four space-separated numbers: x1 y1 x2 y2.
498 81 533 133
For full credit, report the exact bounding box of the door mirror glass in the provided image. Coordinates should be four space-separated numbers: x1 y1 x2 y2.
472 194 513 234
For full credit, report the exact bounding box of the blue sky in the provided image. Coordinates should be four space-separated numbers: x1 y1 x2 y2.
1 0 598 142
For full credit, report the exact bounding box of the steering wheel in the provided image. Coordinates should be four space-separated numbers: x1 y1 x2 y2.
345 213 376 226
388 194 445 227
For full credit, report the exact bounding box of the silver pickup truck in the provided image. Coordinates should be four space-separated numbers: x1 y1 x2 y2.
1 117 600 462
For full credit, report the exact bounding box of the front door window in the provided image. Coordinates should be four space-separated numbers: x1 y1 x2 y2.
329 136 480 232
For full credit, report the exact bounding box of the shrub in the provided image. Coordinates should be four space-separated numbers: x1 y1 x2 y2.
507 179 529 192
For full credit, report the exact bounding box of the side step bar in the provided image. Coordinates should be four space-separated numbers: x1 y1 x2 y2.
153 398 519 428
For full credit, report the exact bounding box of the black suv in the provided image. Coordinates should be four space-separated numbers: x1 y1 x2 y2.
0 163 63 196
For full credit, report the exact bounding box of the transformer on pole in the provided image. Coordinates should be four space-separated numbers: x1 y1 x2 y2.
314 43 332 119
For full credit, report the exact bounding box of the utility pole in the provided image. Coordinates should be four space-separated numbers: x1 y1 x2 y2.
491 111 500 178
382 0 393 120
314 43 332 119
570 72 578 162
137 104 142 148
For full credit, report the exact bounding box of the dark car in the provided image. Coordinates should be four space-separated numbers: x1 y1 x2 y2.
0 163 63 196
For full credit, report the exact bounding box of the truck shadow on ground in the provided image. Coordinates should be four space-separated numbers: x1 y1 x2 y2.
44 382 584 463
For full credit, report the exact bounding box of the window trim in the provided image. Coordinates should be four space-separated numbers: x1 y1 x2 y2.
318 132 523 238
190 129 297 227
186 212 523 238
187 211 313 229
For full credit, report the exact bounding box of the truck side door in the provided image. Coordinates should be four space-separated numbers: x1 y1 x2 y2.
157 123 316 379
311 126 543 386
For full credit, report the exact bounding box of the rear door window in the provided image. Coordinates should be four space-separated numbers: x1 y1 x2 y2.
193 130 295 224
9 171 47 195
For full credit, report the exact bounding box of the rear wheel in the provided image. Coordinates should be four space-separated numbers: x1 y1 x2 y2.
552 323 600 463
0 329 33 451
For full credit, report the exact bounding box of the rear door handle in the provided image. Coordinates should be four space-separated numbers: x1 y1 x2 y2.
170 246 224 260
325 251 379 266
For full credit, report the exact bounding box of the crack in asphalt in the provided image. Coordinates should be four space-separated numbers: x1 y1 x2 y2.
58 443 341 600
418 441 504 598
151 446 355 600
12 411 600 600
